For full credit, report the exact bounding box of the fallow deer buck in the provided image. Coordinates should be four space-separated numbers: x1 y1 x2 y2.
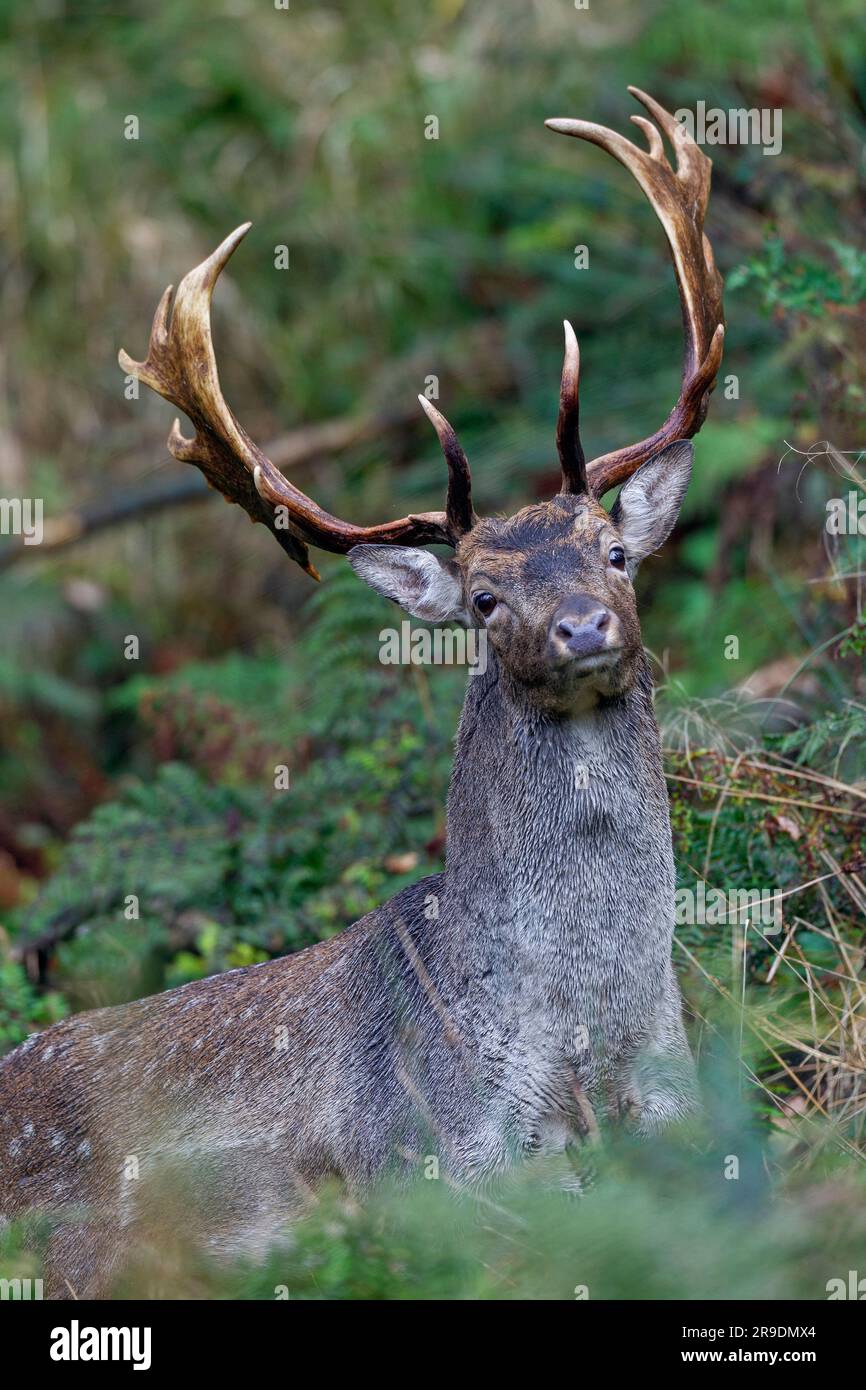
1 89 724 1296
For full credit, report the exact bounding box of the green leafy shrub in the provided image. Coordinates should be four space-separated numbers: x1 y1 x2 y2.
0 952 66 1051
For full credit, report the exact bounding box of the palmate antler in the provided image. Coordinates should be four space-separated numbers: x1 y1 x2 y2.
547 86 725 497
119 88 723 575
119 224 474 579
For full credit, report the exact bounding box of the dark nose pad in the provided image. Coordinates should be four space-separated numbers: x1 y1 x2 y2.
550 596 613 658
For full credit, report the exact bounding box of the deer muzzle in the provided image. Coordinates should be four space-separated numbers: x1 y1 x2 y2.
548 595 620 666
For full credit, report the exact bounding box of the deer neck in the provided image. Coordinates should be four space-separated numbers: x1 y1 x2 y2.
443 647 671 928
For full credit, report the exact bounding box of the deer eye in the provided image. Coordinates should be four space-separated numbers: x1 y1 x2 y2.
472 592 497 617
608 545 626 570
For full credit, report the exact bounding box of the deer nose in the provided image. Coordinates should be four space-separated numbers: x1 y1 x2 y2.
550 596 613 659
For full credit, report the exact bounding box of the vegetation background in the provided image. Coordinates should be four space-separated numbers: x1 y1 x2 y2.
0 0 865 1298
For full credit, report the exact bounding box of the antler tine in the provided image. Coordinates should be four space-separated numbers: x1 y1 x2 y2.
556 320 587 495
417 395 475 538
119 226 460 579
545 88 725 497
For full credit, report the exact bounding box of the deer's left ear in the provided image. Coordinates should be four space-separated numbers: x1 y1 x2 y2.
609 439 693 568
348 545 469 624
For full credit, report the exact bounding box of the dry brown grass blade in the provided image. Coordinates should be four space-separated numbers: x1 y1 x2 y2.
666 772 866 820
675 937 865 1162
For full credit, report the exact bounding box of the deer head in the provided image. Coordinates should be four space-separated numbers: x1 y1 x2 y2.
350 438 693 713
119 87 723 717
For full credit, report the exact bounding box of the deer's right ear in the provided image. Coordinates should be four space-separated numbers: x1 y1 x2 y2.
348 545 469 625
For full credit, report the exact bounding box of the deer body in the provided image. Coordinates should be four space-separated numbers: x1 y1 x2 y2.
1 640 694 1294
1 88 722 1296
